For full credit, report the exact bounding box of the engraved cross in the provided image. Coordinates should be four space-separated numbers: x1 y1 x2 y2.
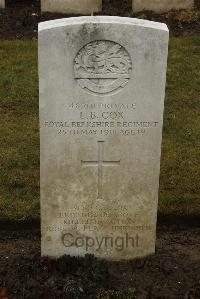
81 141 120 200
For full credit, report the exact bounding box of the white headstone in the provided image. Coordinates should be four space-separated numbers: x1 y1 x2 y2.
39 16 169 260
133 0 194 13
41 0 102 14
0 0 5 9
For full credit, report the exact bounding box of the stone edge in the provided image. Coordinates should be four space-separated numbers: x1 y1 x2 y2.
38 16 169 33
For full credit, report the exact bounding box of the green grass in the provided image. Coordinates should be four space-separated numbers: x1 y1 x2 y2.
160 35 200 215
0 41 39 220
0 36 199 221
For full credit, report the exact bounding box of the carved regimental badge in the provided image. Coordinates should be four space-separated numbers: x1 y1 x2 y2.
74 41 132 95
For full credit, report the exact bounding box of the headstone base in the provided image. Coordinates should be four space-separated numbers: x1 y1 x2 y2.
41 0 102 14
132 0 194 13
0 0 5 9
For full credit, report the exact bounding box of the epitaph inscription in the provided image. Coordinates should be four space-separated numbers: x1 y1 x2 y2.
74 40 132 94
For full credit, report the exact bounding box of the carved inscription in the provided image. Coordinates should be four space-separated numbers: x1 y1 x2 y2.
44 102 160 137
82 141 120 200
74 41 132 95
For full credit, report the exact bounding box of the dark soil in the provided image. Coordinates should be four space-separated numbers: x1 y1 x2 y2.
0 0 200 40
0 219 200 298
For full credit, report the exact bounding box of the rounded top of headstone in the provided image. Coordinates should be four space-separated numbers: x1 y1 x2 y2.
38 16 169 33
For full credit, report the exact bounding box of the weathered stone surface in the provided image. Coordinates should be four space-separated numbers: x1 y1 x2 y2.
39 16 169 260
41 0 102 14
0 0 5 9
132 0 194 13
